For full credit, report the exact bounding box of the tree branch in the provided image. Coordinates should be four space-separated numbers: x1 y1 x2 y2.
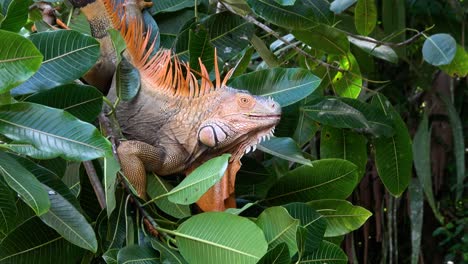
347 27 431 48
83 161 106 209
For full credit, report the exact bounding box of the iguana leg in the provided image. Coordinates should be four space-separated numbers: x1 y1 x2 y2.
117 140 165 198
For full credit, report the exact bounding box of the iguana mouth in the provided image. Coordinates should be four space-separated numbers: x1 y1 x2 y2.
243 127 275 154
245 114 281 119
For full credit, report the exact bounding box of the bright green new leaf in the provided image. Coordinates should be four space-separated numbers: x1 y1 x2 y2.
12 30 100 95
176 212 268 264
0 151 50 215
259 137 312 166
422 33 457 66
39 185 98 252
308 199 372 236
354 0 377 36
331 53 362 98
439 45 468 77
0 30 42 93
0 103 112 161
371 94 412 196
229 68 321 107
256 206 300 256
167 154 230 205
266 159 358 204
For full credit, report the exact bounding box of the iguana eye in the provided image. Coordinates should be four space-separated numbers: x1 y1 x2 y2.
238 95 254 108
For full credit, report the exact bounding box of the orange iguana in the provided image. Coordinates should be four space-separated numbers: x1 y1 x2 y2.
70 0 281 211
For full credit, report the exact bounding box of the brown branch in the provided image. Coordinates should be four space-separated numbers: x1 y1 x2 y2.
220 2 345 73
83 161 106 209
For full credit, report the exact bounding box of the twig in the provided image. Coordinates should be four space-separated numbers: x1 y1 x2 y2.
220 2 345 73
83 161 106 209
347 26 433 48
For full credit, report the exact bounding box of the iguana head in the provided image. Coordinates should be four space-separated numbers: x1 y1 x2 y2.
197 87 281 159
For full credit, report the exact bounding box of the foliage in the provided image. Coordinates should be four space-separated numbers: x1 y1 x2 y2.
0 0 466 263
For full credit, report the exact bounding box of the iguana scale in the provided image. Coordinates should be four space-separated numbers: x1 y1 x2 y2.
70 0 281 211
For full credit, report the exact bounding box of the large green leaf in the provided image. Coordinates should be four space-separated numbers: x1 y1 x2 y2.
330 53 362 98
0 102 112 161
439 45 468 77
320 126 367 180
247 0 332 29
308 199 371 236
147 172 191 219
354 0 377 36
151 0 195 14
0 0 29 32
176 212 268 264
104 155 120 217
117 245 159 264
303 97 394 137
256 206 300 256
12 30 100 95
2 142 57 159
348 36 398 63
412 114 443 223
299 240 347 263
0 151 50 215
189 27 214 73
0 217 84 263
100 191 126 251
422 34 457 66
439 95 465 200
0 179 17 234
151 238 188 264
116 57 141 101
294 24 350 55
283 202 327 253
167 154 230 204
0 30 42 93
39 185 97 252
201 12 254 61
257 242 291 264
265 159 358 205
25 83 103 123
371 94 412 196
229 68 321 107
259 137 312 166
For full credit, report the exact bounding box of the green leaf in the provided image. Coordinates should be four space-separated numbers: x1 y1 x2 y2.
439 45 468 77
0 179 17 234
256 206 300 256
189 27 214 73
0 102 112 161
259 137 312 166
294 24 350 55
201 12 255 61
299 240 347 263
168 154 230 205
116 57 141 101
265 159 358 205
330 53 362 98
101 191 126 251
409 178 423 264
68 11 91 35
231 47 255 78
0 151 50 215
12 30 100 95
229 68 321 107
151 0 195 14
294 107 320 147
283 202 327 253
147 172 191 219
176 212 268 264
0 217 84 263
348 36 398 63
103 248 119 264
371 94 412 196
439 95 465 200
412 114 443 223
104 155 120 217
422 34 457 66
117 245 159 264
308 199 372 236
382 0 405 57
3 142 58 159
330 0 357 14
354 0 377 36
246 0 332 29
0 0 29 32
39 185 97 252
320 126 367 180
257 242 291 264
25 83 103 123
303 97 394 137
250 34 280 67
0 30 42 93
151 239 188 264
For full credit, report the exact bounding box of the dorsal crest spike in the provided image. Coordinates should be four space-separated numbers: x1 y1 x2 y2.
102 0 231 98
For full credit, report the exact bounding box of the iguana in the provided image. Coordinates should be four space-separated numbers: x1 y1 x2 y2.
69 0 281 211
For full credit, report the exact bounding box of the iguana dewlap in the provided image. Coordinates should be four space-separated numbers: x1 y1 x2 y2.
70 0 281 211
